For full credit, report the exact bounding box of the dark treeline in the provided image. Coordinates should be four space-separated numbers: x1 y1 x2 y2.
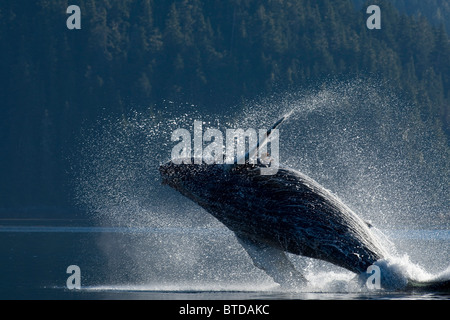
0 0 449 211
354 0 450 34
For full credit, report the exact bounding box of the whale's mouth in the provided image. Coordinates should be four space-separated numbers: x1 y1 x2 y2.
159 162 217 211
159 163 180 188
159 164 171 182
159 162 197 199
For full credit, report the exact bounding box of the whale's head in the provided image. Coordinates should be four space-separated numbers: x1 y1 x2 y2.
159 158 265 208
159 158 232 203
159 158 273 231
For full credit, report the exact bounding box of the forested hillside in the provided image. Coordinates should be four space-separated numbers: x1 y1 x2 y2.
354 0 450 33
0 0 449 210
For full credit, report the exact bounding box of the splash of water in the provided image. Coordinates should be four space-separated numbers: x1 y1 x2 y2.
73 77 449 292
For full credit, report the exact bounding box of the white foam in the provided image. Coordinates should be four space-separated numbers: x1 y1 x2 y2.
372 254 440 290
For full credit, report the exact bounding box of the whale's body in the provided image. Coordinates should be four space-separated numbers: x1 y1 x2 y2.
159 118 449 291
160 160 387 285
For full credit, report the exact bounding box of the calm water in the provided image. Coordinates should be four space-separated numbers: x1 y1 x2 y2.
1 219 449 300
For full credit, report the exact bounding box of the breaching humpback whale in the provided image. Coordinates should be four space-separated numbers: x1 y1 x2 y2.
160 117 449 291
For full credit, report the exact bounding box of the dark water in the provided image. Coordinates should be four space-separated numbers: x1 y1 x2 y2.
1 218 449 300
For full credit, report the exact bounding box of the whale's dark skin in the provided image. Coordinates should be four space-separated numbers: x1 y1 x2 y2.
160 160 387 282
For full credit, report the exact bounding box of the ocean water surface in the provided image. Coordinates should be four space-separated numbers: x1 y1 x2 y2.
1 218 448 300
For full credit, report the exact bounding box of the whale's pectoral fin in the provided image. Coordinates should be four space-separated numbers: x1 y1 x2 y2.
235 233 307 288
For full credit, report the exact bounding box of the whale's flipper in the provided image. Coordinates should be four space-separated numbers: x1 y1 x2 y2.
240 115 287 164
235 233 307 288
